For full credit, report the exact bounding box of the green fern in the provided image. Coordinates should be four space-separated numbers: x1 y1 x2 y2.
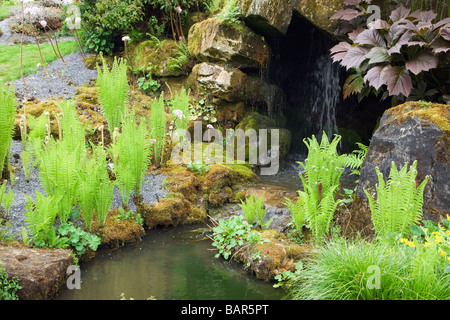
77 143 109 231
96 54 129 132
148 92 167 165
240 194 272 229
168 86 191 133
0 83 16 176
342 142 368 176
284 195 306 236
297 132 346 244
95 178 115 227
24 191 62 240
364 161 429 240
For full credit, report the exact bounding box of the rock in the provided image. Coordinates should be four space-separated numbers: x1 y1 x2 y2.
189 62 248 102
242 0 293 36
291 0 344 35
232 229 317 281
0 245 73 300
188 18 270 70
356 102 450 223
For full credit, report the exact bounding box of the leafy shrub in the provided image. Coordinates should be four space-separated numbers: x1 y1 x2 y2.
210 215 263 260
364 161 429 241
80 0 212 54
330 1 450 103
10 5 64 34
187 161 209 174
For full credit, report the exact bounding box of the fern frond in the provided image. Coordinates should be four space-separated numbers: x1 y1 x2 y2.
0 83 16 174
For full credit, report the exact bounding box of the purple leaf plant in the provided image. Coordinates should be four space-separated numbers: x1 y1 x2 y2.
330 0 450 103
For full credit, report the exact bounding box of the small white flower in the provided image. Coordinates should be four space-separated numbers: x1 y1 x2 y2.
65 17 72 23
40 20 47 28
207 124 214 129
75 17 81 25
172 109 185 120
122 35 131 42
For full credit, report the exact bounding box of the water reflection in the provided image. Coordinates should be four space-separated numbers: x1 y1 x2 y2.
55 225 285 300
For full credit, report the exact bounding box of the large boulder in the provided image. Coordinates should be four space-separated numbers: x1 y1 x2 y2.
0 245 73 300
355 102 450 223
188 18 270 70
242 0 293 36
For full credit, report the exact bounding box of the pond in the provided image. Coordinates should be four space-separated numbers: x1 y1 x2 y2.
55 224 285 300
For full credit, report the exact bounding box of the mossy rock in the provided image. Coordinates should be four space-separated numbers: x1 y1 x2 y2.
91 208 146 248
201 163 259 193
129 39 187 77
188 18 270 70
139 194 206 229
232 229 317 281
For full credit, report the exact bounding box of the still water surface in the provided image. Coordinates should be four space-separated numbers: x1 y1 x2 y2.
55 224 285 300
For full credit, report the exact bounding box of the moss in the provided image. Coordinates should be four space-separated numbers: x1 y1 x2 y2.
386 102 450 132
232 229 317 281
139 194 206 229
91 209 145 248
129 39 185 77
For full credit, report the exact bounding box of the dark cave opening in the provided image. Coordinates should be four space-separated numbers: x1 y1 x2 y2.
264 13 388 156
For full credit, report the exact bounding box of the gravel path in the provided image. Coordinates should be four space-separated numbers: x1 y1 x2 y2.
13 52 98 101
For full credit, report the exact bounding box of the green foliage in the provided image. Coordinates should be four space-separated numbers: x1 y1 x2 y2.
0 265 21 300
57 221 101 256
0 83 16 175
287 237 450 300
342 142 368 176
24 191 61 241
239 194 272 229
208 0 242 24
284 196 306 239
96 54 129 132
167 40 191 74
115 207 144 226
95 177 115 227
211 215 263 260
364 161 429 241
168 86 191 133
0 185 14 219
296 132 346 244
136 72 161 95
113 111 152 205
77 143 111 231
187 161 209 174
148 93 167 165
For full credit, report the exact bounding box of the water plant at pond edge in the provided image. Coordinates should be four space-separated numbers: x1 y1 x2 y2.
364 161 429 242
0 83 16 178
96 54 129 133
209 215 264 260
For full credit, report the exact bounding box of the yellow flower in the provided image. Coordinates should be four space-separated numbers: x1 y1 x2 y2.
446 214 450 221
446 230 450 235
400 238 407 243
441 251 446 257
423 242 431 248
